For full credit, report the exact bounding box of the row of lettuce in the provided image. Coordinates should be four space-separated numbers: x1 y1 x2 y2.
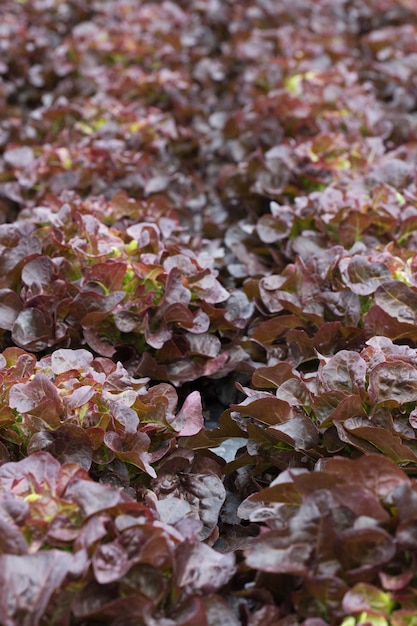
1 347 417 624
2 0 417 624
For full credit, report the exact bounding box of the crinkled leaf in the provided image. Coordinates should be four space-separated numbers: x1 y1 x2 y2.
368 361 417 405
12 308 55 351
164 267 191 306
224 290 254 328
0 550 77 626
9 373 61 414
21 256 55 288
28 424 93 471
325 454 408 499
339 256 391 295
269 415 319 451
342 420 417 463
186 333 221 358
93 540 130 584
203 595 241 626
0 236 42 278
64 477 127 517
0 451 62 495
154 472 226 541
319 350 367 394
330 517 390 576
108 400 139 435
175 540 235 594
50 348 94 375
103 431 157 478
0 516 28 555
64 385 97 410
365 305 417 343
245 532 313 574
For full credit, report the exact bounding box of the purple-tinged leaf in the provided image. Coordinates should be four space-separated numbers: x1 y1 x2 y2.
64 385 96 410
72 582 153 621
251 315 305 346
318 393 366 428
108 400 139 435
187 308 211 334
28 424 93 471
339 256 391 295
82 326 117 358
302 576 349 620
276 378 310 406
365 337 417 365
168 391 204 436
186 333 221 358
93 540 130 584
342 419 417 463
368 361 417 405
0 236 42 280
0 516 28 555
0 290 23 331
64 478 128 517
379 565 415 592
269 415 319 451
11 308 55 352
164 303 195 328
0 550 76 626
224 291 254 328
126 222 160 253
155 497 193 526
4 146 35 169
50 348 94 375
70 291 125 323
246 605 284 626
375 281 417 324
325 454 408 499
74 514 114 553
164 267 191 306
256 211 293 243
321 289 361 326
233 397 292 425
0 452 62 496
319 350 367 394
252 362 299 389
21 256 55 288
202 352 230 377
192 274 229 304
335 526 396 576
245 532 312 575
175 540 235 594
246 478 303 505
321 481 388 528
364 305 417 342
203 595 241 626
84 260 128 293
9 372 63 415
144 314 172 349
153 471 226 541
103 431 157 478
335 421 393 456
